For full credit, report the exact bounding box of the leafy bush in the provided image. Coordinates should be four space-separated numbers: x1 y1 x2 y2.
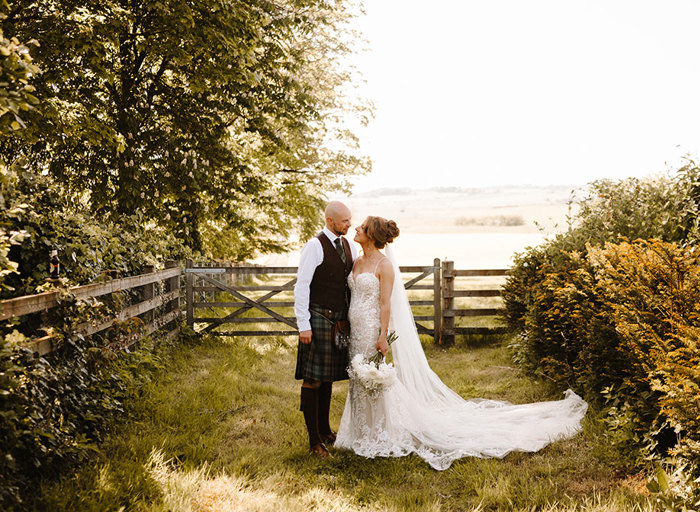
0 162 192 509
0 311 184 510
0 163 190 299
504 167 700 504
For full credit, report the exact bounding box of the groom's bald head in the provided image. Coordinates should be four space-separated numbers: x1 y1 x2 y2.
325 201 352 236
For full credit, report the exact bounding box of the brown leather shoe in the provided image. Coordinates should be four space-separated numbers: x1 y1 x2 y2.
310 442 332 459
321 431 337 445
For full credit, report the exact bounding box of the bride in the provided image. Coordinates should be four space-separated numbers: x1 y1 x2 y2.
335 216 588 470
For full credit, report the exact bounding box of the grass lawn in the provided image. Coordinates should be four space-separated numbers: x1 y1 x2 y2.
37 334 655 511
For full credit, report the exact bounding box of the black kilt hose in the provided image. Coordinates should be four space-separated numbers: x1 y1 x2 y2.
295 305 349 382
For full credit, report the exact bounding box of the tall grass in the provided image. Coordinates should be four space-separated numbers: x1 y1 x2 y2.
35 332 654 511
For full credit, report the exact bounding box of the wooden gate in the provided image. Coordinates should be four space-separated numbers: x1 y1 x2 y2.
185 259 442 343
185 258 508 343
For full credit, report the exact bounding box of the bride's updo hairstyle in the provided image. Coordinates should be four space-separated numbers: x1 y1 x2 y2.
364 216 400 249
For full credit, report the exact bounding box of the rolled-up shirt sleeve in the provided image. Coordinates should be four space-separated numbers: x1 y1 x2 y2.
294 239 322 332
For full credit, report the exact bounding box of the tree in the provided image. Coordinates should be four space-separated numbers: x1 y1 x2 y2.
0 11 38 288
1 0 370 257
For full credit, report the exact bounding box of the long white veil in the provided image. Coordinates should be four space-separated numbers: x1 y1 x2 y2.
385 244 474 410
382 244 587 465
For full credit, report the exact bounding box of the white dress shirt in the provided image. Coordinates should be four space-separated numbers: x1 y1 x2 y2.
294 226 359 332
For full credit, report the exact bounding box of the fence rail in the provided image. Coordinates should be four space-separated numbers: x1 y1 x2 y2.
186 259 508 344
0 258 509 355
0 262 182 355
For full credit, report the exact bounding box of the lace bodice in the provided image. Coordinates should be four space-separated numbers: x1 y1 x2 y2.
347 272 381 359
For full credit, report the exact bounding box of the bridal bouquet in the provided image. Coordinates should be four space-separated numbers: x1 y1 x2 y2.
348 331 399 397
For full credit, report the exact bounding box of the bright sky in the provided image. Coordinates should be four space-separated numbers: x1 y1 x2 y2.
348 0 700 192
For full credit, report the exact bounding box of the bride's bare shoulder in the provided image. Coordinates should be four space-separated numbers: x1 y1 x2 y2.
377 257 394 278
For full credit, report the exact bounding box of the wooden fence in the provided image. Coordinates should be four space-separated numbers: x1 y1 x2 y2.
186 259 508 344
0 258 509 356
0 261 182 355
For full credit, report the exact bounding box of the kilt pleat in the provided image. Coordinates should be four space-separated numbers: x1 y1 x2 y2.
295 308 349 382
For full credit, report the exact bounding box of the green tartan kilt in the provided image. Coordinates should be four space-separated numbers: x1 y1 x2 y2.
295 307 349 382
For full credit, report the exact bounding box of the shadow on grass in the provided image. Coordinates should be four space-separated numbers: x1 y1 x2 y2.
35 333 654 512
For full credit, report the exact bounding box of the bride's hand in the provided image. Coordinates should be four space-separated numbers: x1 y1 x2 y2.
376 336 389 356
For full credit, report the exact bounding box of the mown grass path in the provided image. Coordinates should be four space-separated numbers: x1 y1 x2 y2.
40 335 655 511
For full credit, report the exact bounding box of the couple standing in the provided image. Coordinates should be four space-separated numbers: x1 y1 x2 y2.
294 201 588 469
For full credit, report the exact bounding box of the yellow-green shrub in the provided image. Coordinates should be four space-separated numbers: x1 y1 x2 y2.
505 239 700 500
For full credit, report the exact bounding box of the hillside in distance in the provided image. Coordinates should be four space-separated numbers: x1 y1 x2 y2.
254 185 581 266
343 184 580 235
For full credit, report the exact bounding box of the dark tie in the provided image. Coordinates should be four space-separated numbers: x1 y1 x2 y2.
334 237 346 264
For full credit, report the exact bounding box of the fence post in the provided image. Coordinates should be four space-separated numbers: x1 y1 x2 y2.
433 258 441 344
186 258 194 327
165 260 180 334
142 265 155 328
441 260 455 345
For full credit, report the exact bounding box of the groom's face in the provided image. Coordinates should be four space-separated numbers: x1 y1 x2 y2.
328 208 352 236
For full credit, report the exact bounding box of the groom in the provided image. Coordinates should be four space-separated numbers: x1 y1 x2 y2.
294 201 357 458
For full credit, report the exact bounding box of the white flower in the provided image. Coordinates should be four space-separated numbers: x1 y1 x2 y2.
349 354 396 397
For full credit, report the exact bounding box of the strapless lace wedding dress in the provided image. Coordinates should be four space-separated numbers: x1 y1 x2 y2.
335 266 588 470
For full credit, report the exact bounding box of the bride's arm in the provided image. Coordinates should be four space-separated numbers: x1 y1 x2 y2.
376 259 395 356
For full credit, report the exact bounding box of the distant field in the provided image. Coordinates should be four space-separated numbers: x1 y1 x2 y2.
340 185 580 235
256 185 580 267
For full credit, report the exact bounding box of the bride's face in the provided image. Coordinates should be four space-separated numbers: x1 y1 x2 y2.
354 222 370 244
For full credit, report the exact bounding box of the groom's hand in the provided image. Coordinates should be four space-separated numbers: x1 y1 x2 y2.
299 330 312 344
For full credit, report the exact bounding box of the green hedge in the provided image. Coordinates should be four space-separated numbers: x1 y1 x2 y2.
503 168 700 508
0 164 192 509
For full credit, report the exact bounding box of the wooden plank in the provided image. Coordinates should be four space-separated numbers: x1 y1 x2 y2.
192 284 295 292
0 267 181 320
210 330 300 336
407 285 433 290
449 269 509 277
118 309 182 351
444 308 504 317
76 290 180 337
415 322 434 335
447 290 502 298
403 270 433 290
190 266 298 275
25 335 59 356
146 309 182 335
433 258 441 344
188 265 437 275
412 315 434 321
194 299 433 309
164 260 181 334
201 278 297 333
399 266 438 273
441 260 455 345
24 297 183 356
70 267 181 299
194 301 290 308
198 275 298 329
195 317 296 324
186 259 194 326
